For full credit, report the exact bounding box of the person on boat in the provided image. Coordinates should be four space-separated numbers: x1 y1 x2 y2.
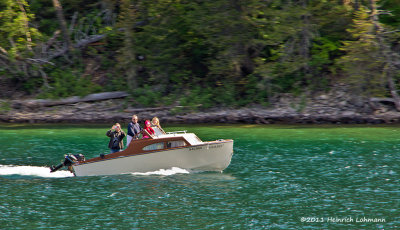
142 120 155 139
127 114 142 146
106 123 126 153
151 117 161 128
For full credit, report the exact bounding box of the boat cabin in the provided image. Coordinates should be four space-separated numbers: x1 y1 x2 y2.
81 128 204 164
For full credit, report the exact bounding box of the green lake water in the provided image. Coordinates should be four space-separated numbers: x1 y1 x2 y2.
0 124 399 229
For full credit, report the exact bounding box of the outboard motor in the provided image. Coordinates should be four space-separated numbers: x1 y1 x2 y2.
50 154 85 173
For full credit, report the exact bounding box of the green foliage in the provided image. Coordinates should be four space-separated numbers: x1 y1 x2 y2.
0 0 43 57
379 0 400 27
1 0 400 109
39 69 102 99
179 86 214 109
311 37 340 69
337 6 387 96
22 75 44 94
0 101 11 113
131 85 163 107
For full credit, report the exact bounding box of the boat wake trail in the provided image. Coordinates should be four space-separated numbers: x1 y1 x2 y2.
0 165 73 178
0 165 189 177
130 167 190 176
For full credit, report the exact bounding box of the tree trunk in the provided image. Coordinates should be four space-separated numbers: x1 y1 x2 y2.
52 0 72 51
386 73 400 111
120 0 138 90
16 0 32 51
369 0 400 111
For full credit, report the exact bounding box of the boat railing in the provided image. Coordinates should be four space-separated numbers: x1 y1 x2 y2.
166 130 187 135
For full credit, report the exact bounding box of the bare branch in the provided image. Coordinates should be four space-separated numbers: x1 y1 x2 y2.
69 12 78 32
382 30 400 35
8 38 16 49
42 30 61 54
0 46 8 55
38 67 52 89
0 54 9 61
25 58 55 66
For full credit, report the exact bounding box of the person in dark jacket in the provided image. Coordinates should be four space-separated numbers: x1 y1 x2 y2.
127 115 142 147
106 123 126 153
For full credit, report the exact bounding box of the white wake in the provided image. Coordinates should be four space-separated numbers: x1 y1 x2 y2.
0 165 189 178
130 167 190 176
0 165 73 178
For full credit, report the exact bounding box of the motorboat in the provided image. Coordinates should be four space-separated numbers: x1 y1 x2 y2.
50 127 234 176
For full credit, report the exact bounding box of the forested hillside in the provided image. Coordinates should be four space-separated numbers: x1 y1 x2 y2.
1 0 400 109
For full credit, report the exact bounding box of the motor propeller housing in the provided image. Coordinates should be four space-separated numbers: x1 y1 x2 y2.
50 154 85 173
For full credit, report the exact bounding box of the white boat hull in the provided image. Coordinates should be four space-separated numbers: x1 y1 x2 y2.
72 140 233 176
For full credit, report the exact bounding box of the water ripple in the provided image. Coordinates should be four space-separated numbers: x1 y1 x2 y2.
0 124 399 229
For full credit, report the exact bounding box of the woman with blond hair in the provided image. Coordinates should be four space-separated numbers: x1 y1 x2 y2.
151 117 161 128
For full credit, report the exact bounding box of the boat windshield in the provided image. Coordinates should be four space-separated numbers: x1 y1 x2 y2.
153 127 166 136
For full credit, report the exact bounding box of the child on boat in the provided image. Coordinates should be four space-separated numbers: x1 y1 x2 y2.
142 120 155 139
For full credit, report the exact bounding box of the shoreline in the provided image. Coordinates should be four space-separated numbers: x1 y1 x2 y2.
1 103 400 125
2 85 400 124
